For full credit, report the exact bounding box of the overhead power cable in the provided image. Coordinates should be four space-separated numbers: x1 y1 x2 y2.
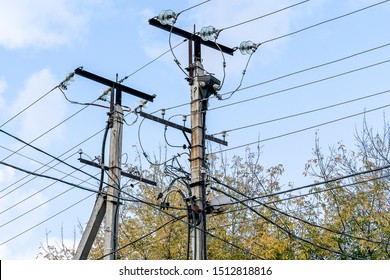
97 216 186 260
0 129 105 186
209 59 390 113
260 0 390 45
212 103 390 154
101 186 263 260
0 170 100 228
0 126 105 194
1 88 56 129
149 42 390 114
211 88 390 136
211 177 390 246
0 194 94 246
211 186 359 259
219 0 310 32
228 164 390 205
117 39 188 85
0 152 83 208
0 72 77 129
0 161 102 195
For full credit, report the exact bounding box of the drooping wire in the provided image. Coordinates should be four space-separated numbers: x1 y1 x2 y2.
221 164 390 206
211 177 390 247
220 50 256 100
260 0 390 45
0 129 106 186
0 170 101 228
210 59 390 112
0 161 102 195
211 88 390 136
146 42 390 115
212 103 390 155
0 85 60 129
0 194 94 246
218 0 310 33
97 215 186 260
210 186 360 259
118 39 188 84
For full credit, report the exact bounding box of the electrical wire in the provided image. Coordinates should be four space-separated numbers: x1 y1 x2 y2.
222 164 390 206
0 161 102 195
219 0 310 33
0 128 106 186
0 160 93 214
211 186 359 259
211 177 390 247
212 103 390 155
148 42 390 114
0 126 105 195
260 0 390 45
211 88 390 136
209 59 390 113
118 39 188 84
0 194 94 246
0 170 101 228
178 0 211 15
137 112 188 167
100 185 263 259
220 50 256 100
0 86 59 129
97 215 186 260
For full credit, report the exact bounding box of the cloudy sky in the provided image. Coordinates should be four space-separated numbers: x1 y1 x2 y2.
0 0 389 259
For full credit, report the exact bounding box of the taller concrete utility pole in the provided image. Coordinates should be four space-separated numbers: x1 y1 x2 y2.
149 17 235 260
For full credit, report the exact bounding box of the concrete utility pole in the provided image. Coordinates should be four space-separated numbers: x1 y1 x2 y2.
103 103 123 260
149 17 234 260
73 67 155 260
190 60 222 260
190 60 207 260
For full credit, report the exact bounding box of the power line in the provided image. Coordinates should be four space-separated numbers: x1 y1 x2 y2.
0 127 105 195
0 154 84 211
0 72 78 129
211 88 390 136
219 0 310 32
97 216 185 260
0 145 97 194
147 42 390 114
0 194 94 246
209 59 390 113
0 86 58 129
118 39 188 84
211 177 390 247
100 185 263 259
0 161 102 195
212 103 390 154
0 171 101 228
260 0 390 45
211 186 359 259
178 0 211 15
0 128 105 186
225 164 390 205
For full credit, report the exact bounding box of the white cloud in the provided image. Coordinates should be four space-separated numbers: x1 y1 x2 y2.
10 69 68 147
0 0 92 49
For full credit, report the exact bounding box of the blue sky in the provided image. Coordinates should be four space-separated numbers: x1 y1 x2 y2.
0 0 389 259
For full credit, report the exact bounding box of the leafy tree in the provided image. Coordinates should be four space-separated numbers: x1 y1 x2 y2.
39 121 390 260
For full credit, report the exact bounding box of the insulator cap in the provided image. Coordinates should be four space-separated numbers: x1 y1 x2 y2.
239 40 257 55
157 10 177 25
